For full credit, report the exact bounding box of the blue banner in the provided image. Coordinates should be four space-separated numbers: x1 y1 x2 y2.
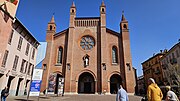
30 80 42 92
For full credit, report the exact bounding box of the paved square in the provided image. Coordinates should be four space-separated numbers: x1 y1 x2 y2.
7 94 142 101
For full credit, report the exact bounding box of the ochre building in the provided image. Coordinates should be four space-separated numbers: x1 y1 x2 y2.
142 52 165 89
41 2 135 94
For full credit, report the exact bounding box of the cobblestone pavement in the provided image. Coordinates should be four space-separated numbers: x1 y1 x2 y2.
7 94 142 101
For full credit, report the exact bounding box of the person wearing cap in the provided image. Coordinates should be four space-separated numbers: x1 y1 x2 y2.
147 78 163 101
165 86 179 101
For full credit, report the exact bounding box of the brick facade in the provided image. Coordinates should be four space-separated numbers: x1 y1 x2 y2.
41 2 135 94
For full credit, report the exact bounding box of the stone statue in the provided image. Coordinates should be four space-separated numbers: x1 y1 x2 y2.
85 57 89 66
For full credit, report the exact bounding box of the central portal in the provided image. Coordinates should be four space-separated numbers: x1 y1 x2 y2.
78 72 95 94
110 74 122 94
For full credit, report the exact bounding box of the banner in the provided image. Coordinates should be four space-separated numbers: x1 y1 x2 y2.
48 73 57 93
29 80 41 96
29 69 43 96
58 77 64 95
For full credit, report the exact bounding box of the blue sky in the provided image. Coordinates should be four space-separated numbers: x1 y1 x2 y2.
16 0 180 76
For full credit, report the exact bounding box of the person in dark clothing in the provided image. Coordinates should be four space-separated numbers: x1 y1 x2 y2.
1 87 9 101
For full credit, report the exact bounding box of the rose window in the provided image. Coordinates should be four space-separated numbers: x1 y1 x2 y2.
80 36 95 50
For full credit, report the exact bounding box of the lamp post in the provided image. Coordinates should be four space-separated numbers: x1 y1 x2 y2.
37 64 47 101
25 42 36 101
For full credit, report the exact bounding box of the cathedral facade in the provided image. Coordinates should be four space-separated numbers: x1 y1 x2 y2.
41 2 135 94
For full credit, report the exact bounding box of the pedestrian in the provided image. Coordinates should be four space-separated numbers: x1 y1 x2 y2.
1 86 9 101
147 78 163 101
116 81 128 101
165 86 179 101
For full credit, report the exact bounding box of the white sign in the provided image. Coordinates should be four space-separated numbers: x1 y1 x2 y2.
58 78 64 95
30 69 43 96
32 69 43 80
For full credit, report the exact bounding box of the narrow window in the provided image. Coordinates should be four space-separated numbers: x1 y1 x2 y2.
12 55 19 71
20 59 26 73
24 61 28 73
176 50 179 57
25 43 30 55
172 53 175 58
166 57 168 63
102 8 104 12
31 65 34 76
50 25 52 30
8 30 14 44
27 63 32 75
112 46 118 63
57 47 63 64
123 24 127 29
1 50 9 67
32 48 35 60
17 36 23 50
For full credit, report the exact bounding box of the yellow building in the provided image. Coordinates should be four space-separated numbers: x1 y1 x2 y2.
142 52 164 89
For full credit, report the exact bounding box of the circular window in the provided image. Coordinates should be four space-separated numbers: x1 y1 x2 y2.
80 36 95 50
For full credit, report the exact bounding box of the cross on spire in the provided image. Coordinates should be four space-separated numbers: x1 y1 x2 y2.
121 10 126 21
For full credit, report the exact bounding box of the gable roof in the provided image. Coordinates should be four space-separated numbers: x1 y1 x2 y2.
106 28 120 36
53 28 120 38
54 29 69 38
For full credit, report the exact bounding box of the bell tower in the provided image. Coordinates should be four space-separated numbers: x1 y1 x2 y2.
120 11 135 93
120 11 128 31
100 1 107 94
100 1 106 27
46 15 56 42
69 1 76 28
64 1 76 93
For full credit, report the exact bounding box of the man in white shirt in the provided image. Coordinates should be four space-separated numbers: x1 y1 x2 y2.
166 86 179 101
116 82 128 101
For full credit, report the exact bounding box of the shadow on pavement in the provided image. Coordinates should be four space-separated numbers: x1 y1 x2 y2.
14 99 34 101
39 96 50 99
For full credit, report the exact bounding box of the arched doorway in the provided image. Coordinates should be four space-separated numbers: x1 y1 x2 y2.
110 74 122 94
55 74 63 94
78 72 95 94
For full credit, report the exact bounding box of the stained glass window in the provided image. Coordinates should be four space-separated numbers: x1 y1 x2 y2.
112 46 118 63
80 36 95 50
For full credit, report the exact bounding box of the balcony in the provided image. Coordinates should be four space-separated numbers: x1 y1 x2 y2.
170 58 177 65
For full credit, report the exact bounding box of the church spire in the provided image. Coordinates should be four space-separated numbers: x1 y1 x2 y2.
121 11 126 21
101 0 105 7
71 1 76 8
50 14 55 23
